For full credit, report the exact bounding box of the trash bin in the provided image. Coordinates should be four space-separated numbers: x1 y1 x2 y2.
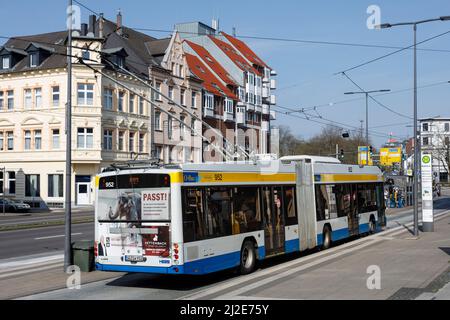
72 240 95 272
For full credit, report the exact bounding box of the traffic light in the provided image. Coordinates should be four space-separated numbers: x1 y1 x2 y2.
339 149 344 159
369 145 373 154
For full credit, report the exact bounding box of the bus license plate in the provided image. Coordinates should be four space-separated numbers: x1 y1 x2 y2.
125 255 145 262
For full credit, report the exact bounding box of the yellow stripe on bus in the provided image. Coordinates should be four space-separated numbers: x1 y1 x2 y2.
95 175 100 188
320 174 382 183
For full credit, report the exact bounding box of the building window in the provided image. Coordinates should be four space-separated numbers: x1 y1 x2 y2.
25 174 40 197
34 88 42 109
139 133 145 153
0 132 3 151
191 118 196 136
155 145 162 160
129 94 135 113
155 83 162 101
118 131 124 151
82 49 90 61
7 131 13 150
445 137 450 146
154 111 161 130
224 99 233 114
180 115 185 141
52 129 60 149
0 92 3 110
204 93 214 110
191 91 197 108
0 171 3 194
179 65 184 78
52 86 60 107
8 172 15 194
103 88 113 110
118 92 124 112
422 123 429 132
103 129 113 151
168 86 174 101
7 90 13 110
24 89 32 109
2 56 10 69
30 53 38 67
77 83 94 105
181 89 186 106
77 128 93 149
168 116 173 140
24 130 31 150
34 130 42 150
48 174 63 197
423 137 430 146
445 123 450 132
169 146 174 163
139 96 144 114
129 132 135 152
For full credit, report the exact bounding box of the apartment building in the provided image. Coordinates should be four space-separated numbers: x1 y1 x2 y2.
420 117 450 182
0 14 202 207
176 21 277 156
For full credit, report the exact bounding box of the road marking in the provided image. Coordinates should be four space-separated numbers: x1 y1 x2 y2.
0 263 63 280
34 233 82 240
0 254 63 271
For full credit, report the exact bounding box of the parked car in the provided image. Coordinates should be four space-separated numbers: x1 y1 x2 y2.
0 199 31 213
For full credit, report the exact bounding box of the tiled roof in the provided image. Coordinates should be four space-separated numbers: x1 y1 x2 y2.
185 53 237 100
184 40 237 87
208 35 262 76
221 32 268 68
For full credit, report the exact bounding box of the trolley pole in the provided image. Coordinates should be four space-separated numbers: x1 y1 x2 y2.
64 0 73 270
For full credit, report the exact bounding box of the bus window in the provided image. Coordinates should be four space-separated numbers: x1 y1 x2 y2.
315 185 338 221
283 186 297 225
357 184 378 213
205 187 232 238
182 188 206 242
335 184 354 218
232 187 262 234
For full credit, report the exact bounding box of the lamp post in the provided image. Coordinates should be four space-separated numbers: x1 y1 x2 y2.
344 89 390 165
376 16 450 236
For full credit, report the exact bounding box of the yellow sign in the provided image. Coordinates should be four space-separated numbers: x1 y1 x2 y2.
380 147 402 166
358 146 373 166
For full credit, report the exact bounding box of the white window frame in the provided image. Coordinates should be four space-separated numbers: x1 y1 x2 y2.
129 131 135 152
24 89 32 109
77 127 93 149
204 93 214 110
8 171 15 195
2 56 10 69
129 94 135 113
139 133 145 153
52 129 60 149
7 90 13 110
118 131 125 151
30 53 38 67
191 91 197 108
224 98 233 114
118 91 125 112
0 92 3 110
0 132 3 151
103 129 113 151
7 131 13 150
34 130 42 150
168 86 174 100
181 89 186 106
34 88 42 109
52 86 60 107
103 88 113 110
155 83 162 101
77 83 94 106
155 111 161 131
24 130 31 150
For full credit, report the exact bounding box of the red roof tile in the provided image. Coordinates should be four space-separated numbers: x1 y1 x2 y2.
184 40 237 87
185 53 237 100
221 32 268 69
207 35 262 76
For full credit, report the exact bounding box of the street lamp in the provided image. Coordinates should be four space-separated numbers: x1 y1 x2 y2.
344 89 390 165
376 16 450 236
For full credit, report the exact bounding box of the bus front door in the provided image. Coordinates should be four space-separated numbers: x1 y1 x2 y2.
262 187 285 256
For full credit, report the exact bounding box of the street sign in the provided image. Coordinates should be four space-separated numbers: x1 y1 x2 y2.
421 153 434 232
380 147 402 166
358 146 373 165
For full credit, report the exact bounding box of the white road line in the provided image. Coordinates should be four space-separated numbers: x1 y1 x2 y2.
0 254 63 271
34 233 82 240
0 263 63 280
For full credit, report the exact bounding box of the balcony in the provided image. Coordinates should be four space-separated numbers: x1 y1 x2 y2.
262 77 269 83
270 110 276 120
236 110 245 124
203 107 214 118
261 121 270 131
262 104 270 115
246 103 255 111
262 87 270 98
223 112 234 122
255 105 262 113
269 95 276 105
270 79 276 90
270 69 277 76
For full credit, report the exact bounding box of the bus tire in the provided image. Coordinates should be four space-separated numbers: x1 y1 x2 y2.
369 216 376 234
322 226 332 250
240 240 257 275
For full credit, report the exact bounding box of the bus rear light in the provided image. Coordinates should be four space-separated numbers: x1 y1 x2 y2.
174 254 179 260
174 249 179 254
174 267 179 273
94 241 98 257
173 243 179 249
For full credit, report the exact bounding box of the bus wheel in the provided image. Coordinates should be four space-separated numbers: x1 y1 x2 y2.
322 226 332 250
369 217 376 234
240 240 256 275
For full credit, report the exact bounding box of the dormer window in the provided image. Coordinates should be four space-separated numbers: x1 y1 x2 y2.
29 53 38 67
82 49 90 61
117 56 124 68
2 56 10 69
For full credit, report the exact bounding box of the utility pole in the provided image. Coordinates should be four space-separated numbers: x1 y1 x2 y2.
1 167 5 215
336 144 339 159
64 0 73 270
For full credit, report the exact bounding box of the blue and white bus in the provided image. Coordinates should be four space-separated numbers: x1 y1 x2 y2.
94 156 386 275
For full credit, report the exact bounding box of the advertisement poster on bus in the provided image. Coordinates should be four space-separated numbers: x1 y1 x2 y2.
141 188 170 220
142 226 170 257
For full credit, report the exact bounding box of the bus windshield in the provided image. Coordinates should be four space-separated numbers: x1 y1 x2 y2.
97 173 171 222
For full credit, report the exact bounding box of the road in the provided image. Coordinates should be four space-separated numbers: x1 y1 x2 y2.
12 193 450 300
0 223 94 260
0 208 93 227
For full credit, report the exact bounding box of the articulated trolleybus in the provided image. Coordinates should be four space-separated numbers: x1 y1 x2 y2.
95 155 386 275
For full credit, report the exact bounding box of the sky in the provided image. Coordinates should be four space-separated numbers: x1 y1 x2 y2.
2 0 450 147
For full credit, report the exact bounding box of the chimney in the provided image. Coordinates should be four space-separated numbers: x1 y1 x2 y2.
88 14 96 37
116 10 123 35
212 18 219 32
81 23 88 36
99 13 104 38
